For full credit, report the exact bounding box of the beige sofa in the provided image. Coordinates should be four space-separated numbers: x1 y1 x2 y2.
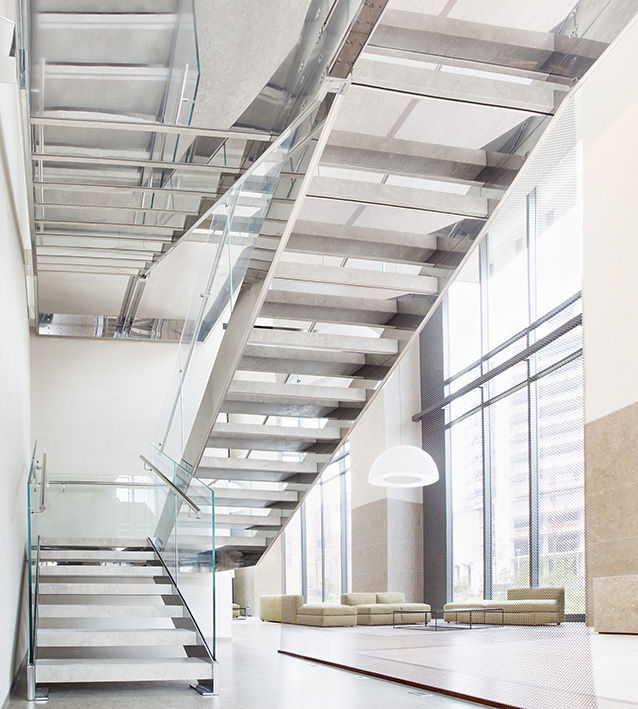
444 587 565 626
259 594 356 627
341 592 431 626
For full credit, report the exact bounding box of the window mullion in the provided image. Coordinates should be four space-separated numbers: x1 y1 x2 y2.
527 187 540 588
479 237 493 599
300 503 308 602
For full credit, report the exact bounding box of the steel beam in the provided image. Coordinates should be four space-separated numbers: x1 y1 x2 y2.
33 181 221 199
226 380 367 406
36 244 157 256
286 219 468 266
352 59 566 114
33 152 241 174
322 130 522 187
37 246 151 259
36 255 148 268
199 455 325 476
247 328 398 355
274 261 439 295
31 115 275 142
35 219 176 233
212 513 291 528
209 488 299 507
308 175 494 217
261 289 433 328
370 10 606 78
35 231 173 245
208 422 344 452
238 343 391 379
35 201 195 217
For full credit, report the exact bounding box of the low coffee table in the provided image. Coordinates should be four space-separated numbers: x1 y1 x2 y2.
445 607 504 628
392 609 431 629
392 607 505 630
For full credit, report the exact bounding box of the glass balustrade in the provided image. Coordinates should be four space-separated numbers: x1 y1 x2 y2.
26 442 216 673
153 93 336 465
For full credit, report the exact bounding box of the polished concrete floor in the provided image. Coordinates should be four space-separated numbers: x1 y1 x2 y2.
10 620 482 708
280 621 638 709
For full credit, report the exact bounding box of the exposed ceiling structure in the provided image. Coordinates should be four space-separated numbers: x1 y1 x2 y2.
23 0 315 333
20 0 637 563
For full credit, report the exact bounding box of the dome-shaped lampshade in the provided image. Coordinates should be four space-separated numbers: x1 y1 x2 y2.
368 445 439 488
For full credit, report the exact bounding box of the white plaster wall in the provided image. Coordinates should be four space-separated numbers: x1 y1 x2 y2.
30 336 178 478
579 16 638 424
0 53 32 704
253 535 284 599
215 570 233 639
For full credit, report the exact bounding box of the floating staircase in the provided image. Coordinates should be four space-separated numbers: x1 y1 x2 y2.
33 539 215 692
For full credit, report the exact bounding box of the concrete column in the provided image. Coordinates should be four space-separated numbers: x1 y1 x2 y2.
419 307 448 612
349 343 424 602
579 17 638 630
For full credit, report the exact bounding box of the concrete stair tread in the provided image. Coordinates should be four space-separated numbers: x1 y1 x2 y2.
39 604 185 618
41 537 150 547
38 628 197 647
40 550 156 561
39 581 175 595
39 574 167 582
40 564 163 576
35 657 213 683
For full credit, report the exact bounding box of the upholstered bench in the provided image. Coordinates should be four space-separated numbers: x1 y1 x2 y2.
341 592 431 626
443 587 564 626
259 594 357 626
296 603 357 627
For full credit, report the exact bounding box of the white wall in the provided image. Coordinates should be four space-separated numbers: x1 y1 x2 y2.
579 15 638 425
30 336 177 478
0 49 32 704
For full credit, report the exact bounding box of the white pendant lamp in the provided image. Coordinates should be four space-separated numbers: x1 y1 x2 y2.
368 445 439 488
368 359 439 488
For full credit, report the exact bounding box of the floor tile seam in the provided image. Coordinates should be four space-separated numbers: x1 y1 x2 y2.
354 650 601 700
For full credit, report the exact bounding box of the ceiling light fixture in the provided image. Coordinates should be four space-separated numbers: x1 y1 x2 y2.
368 356 439 488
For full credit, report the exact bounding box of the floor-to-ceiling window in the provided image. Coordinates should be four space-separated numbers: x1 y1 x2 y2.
441 101 585 616
283 446 351 602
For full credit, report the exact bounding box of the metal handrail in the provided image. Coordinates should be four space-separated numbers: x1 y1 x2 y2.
49 480 163 488
33 537 41 663
139 455 200 514
147 537 215 662
39 453 46 512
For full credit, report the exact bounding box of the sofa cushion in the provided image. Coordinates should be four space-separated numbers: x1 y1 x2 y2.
397 603 431 612
297 603 356 617
341 593 376 606
485 599 559 613
507 587 564 603
376 592 405 604
444 599 560 613
444 601 488 610
355 603 402 615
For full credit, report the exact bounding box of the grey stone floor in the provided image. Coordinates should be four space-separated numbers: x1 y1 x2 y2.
10 619 481 708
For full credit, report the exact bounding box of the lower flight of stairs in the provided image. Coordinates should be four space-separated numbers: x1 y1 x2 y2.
34 538 214 688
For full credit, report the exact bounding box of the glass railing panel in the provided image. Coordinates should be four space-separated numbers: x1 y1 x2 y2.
26 444 216 662
26 442 41 667
143 443 216 656
161 0 200 129
154 95 333 466
35 475 167 542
